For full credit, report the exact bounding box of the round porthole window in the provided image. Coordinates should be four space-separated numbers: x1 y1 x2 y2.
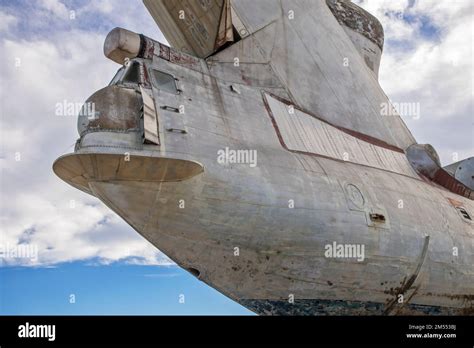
345 184 365 210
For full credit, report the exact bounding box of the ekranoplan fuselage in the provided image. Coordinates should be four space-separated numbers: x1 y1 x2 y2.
54 0 474 315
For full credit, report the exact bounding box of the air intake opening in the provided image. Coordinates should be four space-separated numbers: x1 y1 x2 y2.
187 267 201 278
456 207 472 221
370 213 386 223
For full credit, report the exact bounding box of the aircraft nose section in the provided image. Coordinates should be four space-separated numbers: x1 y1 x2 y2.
53 85 204 196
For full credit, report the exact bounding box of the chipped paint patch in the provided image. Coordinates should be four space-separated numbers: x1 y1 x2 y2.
240 299 465 316
326 0 384 50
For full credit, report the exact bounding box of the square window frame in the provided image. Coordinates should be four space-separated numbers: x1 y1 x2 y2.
149 68 180 95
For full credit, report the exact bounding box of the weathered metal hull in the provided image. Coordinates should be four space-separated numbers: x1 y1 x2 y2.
54 136 474 315
53 0 474 315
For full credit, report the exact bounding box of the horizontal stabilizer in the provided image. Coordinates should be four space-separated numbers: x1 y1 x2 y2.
143 0 228 58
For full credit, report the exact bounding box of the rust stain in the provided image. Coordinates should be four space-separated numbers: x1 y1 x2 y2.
393 284 420 315
327 0 384 50
158 43 170 61
447 197 464 207
433 168 472 199
383 236 430 315
157 42 201 71
138 34 155 60
423 292 474 301
170 49 200 69
86 86 141 131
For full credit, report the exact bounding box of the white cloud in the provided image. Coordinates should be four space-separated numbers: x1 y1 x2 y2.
0 11 18 32
356 0 474 165
39 0 70 18
411 0 473 27
78 0 114 15
0 2 171 267
353 0 417 41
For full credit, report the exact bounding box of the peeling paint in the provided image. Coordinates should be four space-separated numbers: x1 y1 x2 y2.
327 0 384 50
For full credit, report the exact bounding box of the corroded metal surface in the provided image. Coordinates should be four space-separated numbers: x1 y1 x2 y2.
326 0 384 76
78 85 141 135
239 299 465 316
326 0 384 50
433 168 473 199
156 41 202 71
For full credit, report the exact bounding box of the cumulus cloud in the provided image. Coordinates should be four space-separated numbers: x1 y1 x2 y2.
0 11 18 32
39 0 70 18
0 0 170 267
0 0 472 267
356 0 473 164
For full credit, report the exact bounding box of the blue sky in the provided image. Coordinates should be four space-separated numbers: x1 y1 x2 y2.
0 262 252 315
0 0 472 315
0 0 164 40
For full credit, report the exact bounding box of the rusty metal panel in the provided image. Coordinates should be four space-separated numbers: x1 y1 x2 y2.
154 41 203 72
326 0 384 50
78 85 141 134
140 86 160 145
158 43 170 61
169 48 201 70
